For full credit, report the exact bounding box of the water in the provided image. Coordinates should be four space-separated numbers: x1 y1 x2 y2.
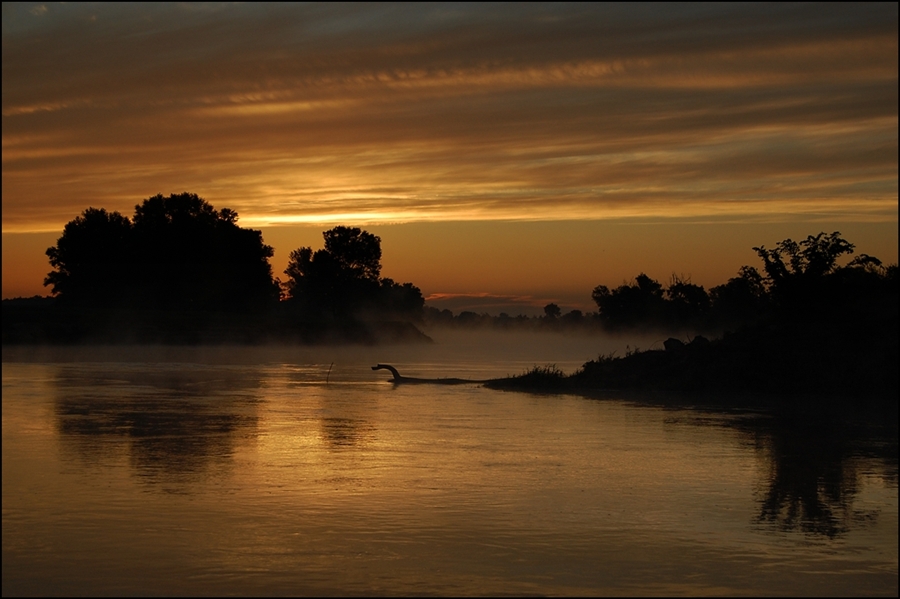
3 331 897 596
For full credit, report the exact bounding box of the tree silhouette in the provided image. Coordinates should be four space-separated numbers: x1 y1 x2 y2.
130 193 278 312
752 231 857 314
322 226 382 281
592 273 666 328
586 233 890 333
378 278 425 321
754 232 855 284
708 266 768 328
45 193 279 313
284 227 380 318
284 226 423 321
45 207 133 306
665 275 710 327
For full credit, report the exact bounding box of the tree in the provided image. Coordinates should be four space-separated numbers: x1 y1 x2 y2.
752 232 854 303
130 193 279 311
44 207 133 306
592 273 666 328
543 303 561 319
751 231 874 319
284 226 422 321
322 226 382 281
45 193 279 312
708 266 768 327
560 309 584 327
284 228 381 318
378 278 425 321
665 275 710 327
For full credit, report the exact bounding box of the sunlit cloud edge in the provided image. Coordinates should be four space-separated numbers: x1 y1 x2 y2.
3 199 896 235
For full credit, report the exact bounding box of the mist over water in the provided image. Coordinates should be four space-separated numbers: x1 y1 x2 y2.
2 328 664 377
3 332 897 596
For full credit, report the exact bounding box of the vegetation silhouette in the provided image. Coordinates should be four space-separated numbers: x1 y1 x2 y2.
129 193 280 313
543 303 562 319
4 210 898 385
4 193 428 344
44 207 134 308
282 226 425 325
592 272 667 329
486 232 897 399
45 194 279 312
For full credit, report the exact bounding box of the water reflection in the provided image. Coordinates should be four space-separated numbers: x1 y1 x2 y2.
746 410 896 538
320 416 376 448
48 359 898 540
672 403 898 538
53 365 261 489
4 358 894 596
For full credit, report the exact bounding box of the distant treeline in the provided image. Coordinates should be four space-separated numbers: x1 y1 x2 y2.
425 232 897 336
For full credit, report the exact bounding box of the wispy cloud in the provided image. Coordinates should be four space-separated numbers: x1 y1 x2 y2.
2 3 897 232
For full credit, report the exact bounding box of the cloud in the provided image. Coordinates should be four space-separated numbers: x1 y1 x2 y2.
2 3 897 232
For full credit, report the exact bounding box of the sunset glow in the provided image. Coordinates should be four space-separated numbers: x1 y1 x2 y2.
3 7 899 594
3 3 897 308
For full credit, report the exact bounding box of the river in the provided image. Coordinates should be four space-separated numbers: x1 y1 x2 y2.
3 331 897 596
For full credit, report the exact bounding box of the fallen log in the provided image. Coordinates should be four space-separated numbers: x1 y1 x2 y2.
371 363 488 385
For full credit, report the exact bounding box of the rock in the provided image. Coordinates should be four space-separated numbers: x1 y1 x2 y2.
664 338 685 352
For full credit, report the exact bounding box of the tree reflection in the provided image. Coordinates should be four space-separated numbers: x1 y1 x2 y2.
319 417 376 449
53 365 261 488
731 407 897 538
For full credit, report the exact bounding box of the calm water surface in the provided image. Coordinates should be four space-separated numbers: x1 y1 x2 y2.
3 332 897 596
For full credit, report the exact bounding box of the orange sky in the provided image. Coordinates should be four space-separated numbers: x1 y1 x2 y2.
3 3 897 314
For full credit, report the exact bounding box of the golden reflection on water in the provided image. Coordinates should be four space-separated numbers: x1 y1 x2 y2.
2 353 897 596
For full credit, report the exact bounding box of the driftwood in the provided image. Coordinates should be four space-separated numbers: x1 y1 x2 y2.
371 364 488 385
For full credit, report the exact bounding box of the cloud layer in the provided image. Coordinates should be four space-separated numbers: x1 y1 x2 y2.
3 3 897 232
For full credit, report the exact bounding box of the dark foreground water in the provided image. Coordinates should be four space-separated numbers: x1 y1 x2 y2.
3 333 897 596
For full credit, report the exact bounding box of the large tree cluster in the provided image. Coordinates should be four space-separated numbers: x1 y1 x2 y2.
44 195 424 328
45 193 279 312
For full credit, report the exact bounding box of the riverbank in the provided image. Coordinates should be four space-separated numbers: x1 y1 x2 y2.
486 318 899 402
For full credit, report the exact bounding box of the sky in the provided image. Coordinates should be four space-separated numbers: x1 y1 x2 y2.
3 2 897 314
